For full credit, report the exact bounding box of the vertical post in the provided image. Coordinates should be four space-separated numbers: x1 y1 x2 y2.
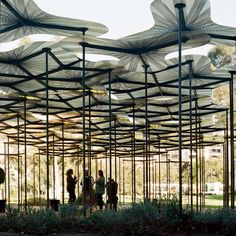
152 159 155 199
95 158 98 183
226 110 229 206
82 37 86 217
199 130 202 211
195 99 199 212
118 157 121 205
105 152 108 184
148 127 151 199
88 90 92 214
53 134 55 199
123 162 125 204
17 115 20 210
175 3 186 216
38 150 41 207
154 160 157 199
229 72 235 208
24 99 27 211
201 139 205 207
166 153 170 199
143 64 150 200
44 48 50 208
131 135 134 204
7 138 10 207
4 143 6 200
132 103 136 202
33 154 36 205
20 154 23 207
114 118 117 182
158 139 161 199
77 155 80 200
61 124 65 204
108 70 112 182
143 147 145 201
189 61 193 212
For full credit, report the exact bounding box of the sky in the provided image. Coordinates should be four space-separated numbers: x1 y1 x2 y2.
32 0 236 38
33 0 236 58
2 0 236 56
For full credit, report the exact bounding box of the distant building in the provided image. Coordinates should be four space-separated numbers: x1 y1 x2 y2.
160 145 223 162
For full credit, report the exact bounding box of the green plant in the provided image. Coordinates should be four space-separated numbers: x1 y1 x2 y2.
59 203 80 220
28 197 47 206
14 209 58 235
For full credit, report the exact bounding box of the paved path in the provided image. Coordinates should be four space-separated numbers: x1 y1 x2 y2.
0 233 104 236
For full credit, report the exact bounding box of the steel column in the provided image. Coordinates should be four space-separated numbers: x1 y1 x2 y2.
175 3 186 215
229 72 235 208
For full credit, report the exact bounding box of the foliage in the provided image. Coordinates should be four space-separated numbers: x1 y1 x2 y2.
208 46 234 69
191 158 223 184
191 208 236 235
205 159 223 182
59 203 79 220
28 197 47 206
1 202 236 235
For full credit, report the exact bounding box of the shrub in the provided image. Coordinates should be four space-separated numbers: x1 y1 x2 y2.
28 197 47 206
1 201 236 235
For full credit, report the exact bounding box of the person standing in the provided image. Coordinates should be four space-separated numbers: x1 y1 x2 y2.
95 170 105 210
80 170 95 206
66 169 78 203
106 178 118 211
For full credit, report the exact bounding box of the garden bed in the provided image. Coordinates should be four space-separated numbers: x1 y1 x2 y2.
0 200 235 235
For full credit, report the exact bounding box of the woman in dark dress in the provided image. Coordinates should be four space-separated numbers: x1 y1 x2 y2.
66 169 78 202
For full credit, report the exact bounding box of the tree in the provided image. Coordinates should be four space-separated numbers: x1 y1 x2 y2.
208 46 234 69
208 46 236 126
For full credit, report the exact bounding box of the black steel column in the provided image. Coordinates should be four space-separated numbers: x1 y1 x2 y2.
118 157 121 205
229 72 235 208
189 61 193 212
108 70 112 184
38 150 41 207
123 161 125 204
195 98 199 212
158 139 161 199
33 154 36 205
143 146 145 201
226 110 229 206
24 99 27 211
77 155 80 199
7 138 10 207
44 48 50 208
131 135 134 204
52 134 55 199
175 3 185 215
114 118 117 182
143 64 150 200
82 37 86 216
61 123 65 204
17 115 20 210
88 90 92 213
4 143 6 200
133 103 136 202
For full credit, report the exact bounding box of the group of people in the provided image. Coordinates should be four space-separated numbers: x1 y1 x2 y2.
66 168 118 210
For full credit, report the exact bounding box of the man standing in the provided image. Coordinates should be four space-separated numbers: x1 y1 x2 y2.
106 178 118 211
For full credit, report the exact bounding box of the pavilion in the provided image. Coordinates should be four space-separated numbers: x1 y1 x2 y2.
0 0 235 216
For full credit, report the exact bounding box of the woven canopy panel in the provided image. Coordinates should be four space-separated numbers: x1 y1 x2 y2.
124 0 236 43
59 31 211 73
0 0 108 43
0 0 231 154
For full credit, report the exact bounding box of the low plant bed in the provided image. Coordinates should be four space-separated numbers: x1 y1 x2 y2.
0 200 235 235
